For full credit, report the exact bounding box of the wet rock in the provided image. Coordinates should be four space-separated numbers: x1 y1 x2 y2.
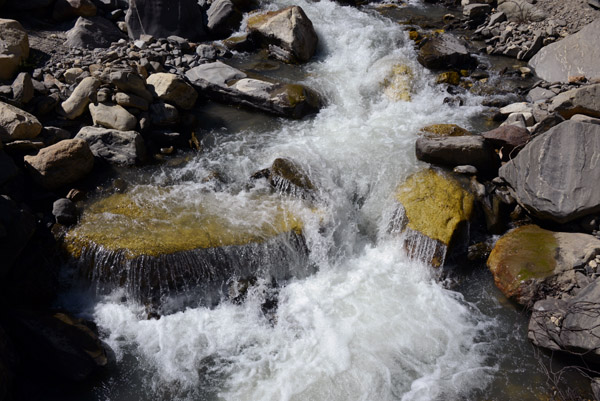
481 125 530 158
382 64 414 101
65 16 126 49
500 121 600 224
247 6 318 63
53 0 97 21
416 135 499 173
146 73 198 110
52 198 78 225
58 77 101 120
149 102 179 126
207 0 243 39
488 225 600 307
417 33 476 70
0 195 36 277
89 103 137 131
75 126 147 166
549 84 600 119
435 71 460 86
24 139 94 190
529 19 600 83
0 19 29 81
125 0 207 41
0 101 42 142
418 124 472 137
254 157 316 199
392 169 474 267
11 72 34 105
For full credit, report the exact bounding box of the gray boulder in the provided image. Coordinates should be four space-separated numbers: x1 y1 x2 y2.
52 198 78 225
146 73 198 110
89 103 137 131
417 34 476 70
415 135 499 172
500 121 600 223
0 19 29 81
549 84 600 119
206 0 243 39
529 19 600 83
0 101 42 142
65 16 125 49
12 72 34 104
75 126 147 166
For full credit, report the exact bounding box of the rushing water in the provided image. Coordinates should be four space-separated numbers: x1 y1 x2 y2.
47 1 590 400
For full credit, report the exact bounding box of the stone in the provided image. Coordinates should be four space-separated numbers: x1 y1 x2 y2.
526 87 555 103
415 135 499 173
253 157 316 199
570 114 600 125
11 72 34 104
482 125 530 157
529 19 600 83
247 6 318 63
24 139 94 190
109 71 153 102
89 103 137 131
53 198 78 225
500 121 600 223
435 71 460 86
417 34 476 70
453 165 478 175
0 19 29 81
549 84 600 119
0 101 42 142
52 0 97 21
488 225 600 306
498 0 547 22
63 67 85 84
58 77 101 120
418 124 471 137
0 195 36 276
75 126 147 166
146 73 198 110
65 16 125 49
113 92 149 111
488 11 507 26
392 169 474 267
521 34 543 61
463 4 491 21
125 0 207 41
206 0 243 39
149 102 179 126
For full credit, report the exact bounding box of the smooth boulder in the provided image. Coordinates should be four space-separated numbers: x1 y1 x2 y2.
500 121 600 223
0 19 29 81
65 16 125 49
89 103 137 131
0 101 42 142
146 73 198 110
58 77 101 120
75 126 146 166
416 135 498 173
417 34 476 70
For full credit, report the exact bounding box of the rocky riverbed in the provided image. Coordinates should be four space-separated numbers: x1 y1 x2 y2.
2 0 600 399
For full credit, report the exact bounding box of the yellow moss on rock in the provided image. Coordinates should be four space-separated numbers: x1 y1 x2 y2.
383 64 414 102
435 71 460 86
418 124 471 137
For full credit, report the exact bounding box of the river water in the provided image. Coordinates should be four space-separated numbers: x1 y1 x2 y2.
50 0 590 400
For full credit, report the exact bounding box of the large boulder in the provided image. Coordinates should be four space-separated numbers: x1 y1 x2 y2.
417 33 476 70
58 77 101 120
146 73 198 110
75 126 147 166
500 121 600 223
89 103 137 131
65 16 125 49
24 139 94 190
392 169 474 267
125 0 207 41
415 135 499 173
0 101 42 142
548 84 600 119
186 61 322 119
0 19 29 81
206 0 243 39
247 6 318 64
252 157 316 199
487 225 600 307
109 70 153 102
529 19 600 83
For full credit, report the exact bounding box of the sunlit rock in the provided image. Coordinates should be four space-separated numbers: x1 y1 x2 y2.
382 64 414 102
418 123 471 137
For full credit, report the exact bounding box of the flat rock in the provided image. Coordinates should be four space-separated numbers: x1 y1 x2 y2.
65 16 125 49
529 19 600 83
146 73 198 110
58 76 101 120
109 70 153 102
75 126 146 166
0 101 42 142
549 83 600 119
415 135 499 173
89 103 137 131
0 19 29 81
417 33 476 70
482 125 530 155
500 121 600 223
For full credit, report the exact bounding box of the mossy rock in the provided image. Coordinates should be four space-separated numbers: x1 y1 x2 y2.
382 64 414 102
418 124 472 137
435 71 460 86
393 168 474 266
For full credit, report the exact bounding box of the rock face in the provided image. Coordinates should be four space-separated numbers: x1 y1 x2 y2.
125 0 207 41
549 84 600 119
75 126 146 166
52 198 78 225
65 16 125 49
417 34 476 70
487 225 600 306
0 19 30 81
89 103 137 131
24 139 94 190
393 169 474 267
529 19 600 83
146 73 198 110
58 77 101 120
500 121 600 224
247 6 318 63
0 101 42 142
415 135 498 173
186 61 322 119
53 0 97 21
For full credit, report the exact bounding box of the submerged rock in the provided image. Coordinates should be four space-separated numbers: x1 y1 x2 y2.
392 169 474 267
549 84 600 119
418 124 471 137
253 157 316 199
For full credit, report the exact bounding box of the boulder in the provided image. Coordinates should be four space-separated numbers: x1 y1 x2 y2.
11 72 34 104
58 76 101 120
52 0 97 21
415 135 499 173
500 121 600 223
549 84 600 119
185 61 322 119
392 169 474 267
488 225 600 306
252 157 316 199
24 139 94 190
89 103 137 131
65 16 125 49
0 19 29 81
75 126 147 166
113 92 149 110
109 70 153 102
247 6 318 63
529 19 600 83
125 0 207 41
149 102 179 126
417 33 476 70
418 124 471 137
146 73 198 110
206 0 243 39
0 101 42 142
481 125 530 156
0 195 36 277
497 0 547 22
52 198 78 225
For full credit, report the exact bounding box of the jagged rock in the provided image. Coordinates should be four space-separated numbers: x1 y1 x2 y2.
500 121 600 223
207 0 243 39
488 225 600 307
146 73 198 110
463 4 491 21
498 0 547 22
89 103 137 131
110 70 153 102
53 0 97 21
58 76 101 120
52 198 78 225
417 33 476 70
11 72 34 104
75 126 147 166
415 135 499 173
571 114 600 125
529 19 600 83
549 84 600 119
0 101 42 142
24 139 94 190
0 19 29 81
149 102 179 126
185 61 322 119
65 16 125 49
0 195 36 277
125 0 207 41
247 6 318 63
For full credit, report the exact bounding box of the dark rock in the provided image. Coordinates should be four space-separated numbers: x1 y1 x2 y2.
11 72 34 105
254 157 316 199
520 34 544 61
417 34 476 70
549 84 600 119
53 0 97 21
0 196 36 277
415 135 499 173
463 4 491 22
206 0 243 39
482 125 530 158
65 16 126 49
52 198 78 225
149 102 179 126
75 126 147 166
500 121 600 223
